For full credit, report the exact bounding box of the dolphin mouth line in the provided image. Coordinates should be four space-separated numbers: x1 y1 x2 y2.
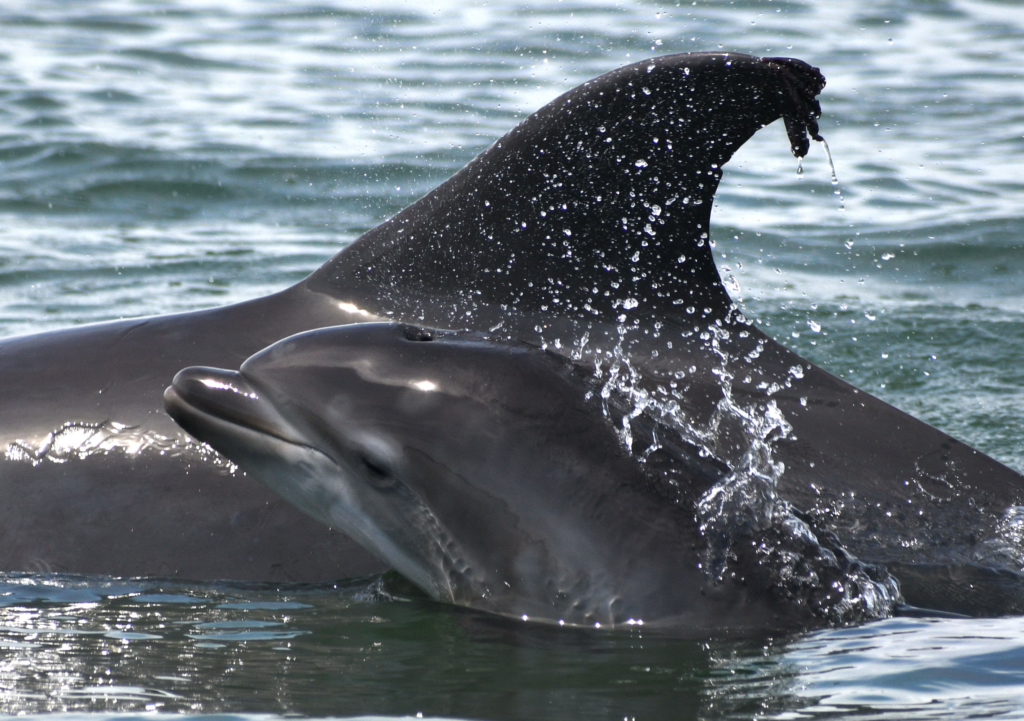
163 386 311 451
164 369 317 455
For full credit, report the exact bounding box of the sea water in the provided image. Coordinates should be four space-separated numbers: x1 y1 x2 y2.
1 0 1023 718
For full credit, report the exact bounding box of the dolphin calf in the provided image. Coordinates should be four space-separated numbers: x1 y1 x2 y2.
166 319 1024 622
0 52 836 581
165 323 902 630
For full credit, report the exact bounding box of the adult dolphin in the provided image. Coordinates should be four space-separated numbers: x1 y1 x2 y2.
0 52 828 581
165 322 903 630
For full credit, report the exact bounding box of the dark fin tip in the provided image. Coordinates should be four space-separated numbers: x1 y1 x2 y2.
760 56 826 158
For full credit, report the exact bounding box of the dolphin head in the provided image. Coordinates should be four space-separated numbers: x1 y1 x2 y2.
164 323 486 601
166 323 712 626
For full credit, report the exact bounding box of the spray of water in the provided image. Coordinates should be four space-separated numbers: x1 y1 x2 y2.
588 318 901 624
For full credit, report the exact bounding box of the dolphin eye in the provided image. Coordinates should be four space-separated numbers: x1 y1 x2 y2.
359 453 398 490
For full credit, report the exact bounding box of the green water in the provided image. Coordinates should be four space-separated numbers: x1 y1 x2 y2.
2 0 1024 718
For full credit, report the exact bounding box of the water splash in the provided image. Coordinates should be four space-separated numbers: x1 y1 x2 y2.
982 505 1024 570
587 320 900 624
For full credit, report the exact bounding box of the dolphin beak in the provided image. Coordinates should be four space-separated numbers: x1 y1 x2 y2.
164 366 305 448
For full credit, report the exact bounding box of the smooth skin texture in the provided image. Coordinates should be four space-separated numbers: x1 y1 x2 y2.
167 323 843 631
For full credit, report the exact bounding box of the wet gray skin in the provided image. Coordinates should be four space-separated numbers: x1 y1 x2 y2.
0 53 831 581
7 51 1024 605
165 322 828 631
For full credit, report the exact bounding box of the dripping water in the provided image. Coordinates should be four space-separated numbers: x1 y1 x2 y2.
817 137 845 212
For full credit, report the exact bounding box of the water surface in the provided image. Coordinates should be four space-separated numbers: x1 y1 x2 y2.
1 0 1023 718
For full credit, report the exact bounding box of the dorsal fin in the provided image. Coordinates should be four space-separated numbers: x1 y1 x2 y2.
307 53 824 327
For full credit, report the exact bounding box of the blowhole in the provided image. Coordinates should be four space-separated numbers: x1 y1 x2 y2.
402 326 433 342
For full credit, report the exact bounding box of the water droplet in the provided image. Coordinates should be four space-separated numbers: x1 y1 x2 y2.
817 137 845 211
